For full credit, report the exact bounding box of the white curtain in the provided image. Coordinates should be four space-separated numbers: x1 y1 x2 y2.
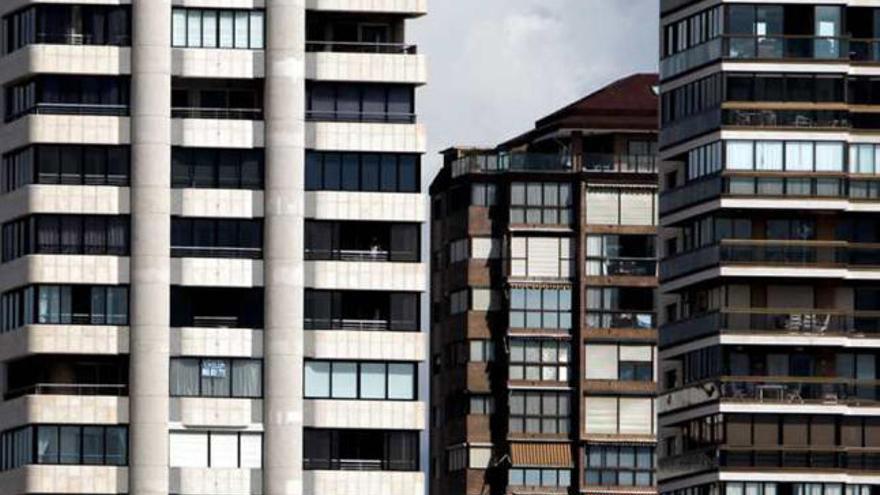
785 142 814 171
815 142 843 171
755 141 783 170
726 141 754 170
170 358 199 396
232 360 262 398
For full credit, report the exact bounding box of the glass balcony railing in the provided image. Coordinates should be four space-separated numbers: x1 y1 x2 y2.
720 378 880 404
723 35 849 60
849 38 880 62
588 258 657 277
583 153 657 173
451 153 572 177
4 383 128 400
305 41 418 54
722 109 850 129
171 107 263 120
660 308 880 347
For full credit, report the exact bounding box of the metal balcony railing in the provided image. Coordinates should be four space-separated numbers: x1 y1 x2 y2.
305 110 415 124
4 383 128 400
305 41 417 54
171 246 262 259
171 107 263 120
582 153 657 173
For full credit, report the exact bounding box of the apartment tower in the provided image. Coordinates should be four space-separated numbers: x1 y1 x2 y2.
0 1 427 495
659 2 880 495
430 74 660 495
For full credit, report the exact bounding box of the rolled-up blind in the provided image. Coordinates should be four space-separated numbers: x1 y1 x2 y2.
585 189 619 225
619 398 653 434
584 397 618 434
585 345 618 380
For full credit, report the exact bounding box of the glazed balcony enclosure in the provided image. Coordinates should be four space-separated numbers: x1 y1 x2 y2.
306 11 416 54
305 220 419 262
304 290 419 331
2 4 131 53
5 354 128 400
172 78 263 120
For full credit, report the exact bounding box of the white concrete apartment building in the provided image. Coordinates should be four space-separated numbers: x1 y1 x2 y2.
0 1 427 495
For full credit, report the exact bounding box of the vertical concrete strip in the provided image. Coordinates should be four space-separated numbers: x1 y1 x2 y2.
264 1 306 494
129 1 171 494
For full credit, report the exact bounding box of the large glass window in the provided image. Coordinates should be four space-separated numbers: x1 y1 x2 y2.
509 287 572 331
172 148 263 190
3 5 131 54
1 285 128 332
2 215 129 262
304 290 419 331
2 145 129 192
585 445 654 487
586 287 655 329
509 390 570 434
170 358 262 398
306 82 415 123
305 151 419 193
305 221 420 262
304 429 419 471
510 182 572 225
0 425 127 470
509 339 570 382
725 140 844 172
5 76 130 121
171 8 264 49
303 360 417 400
509 468 572 488
171 218 262 259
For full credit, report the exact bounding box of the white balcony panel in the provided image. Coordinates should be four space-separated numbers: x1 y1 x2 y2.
171 258 263 287
306 52 426 85
304 261 424 291
306 122 425 153
171 189 263 218
305 330 424 361
171 119 264 149
306 0 426 15
0 395 128 428
0 255 129 291
304 191 424 222
0 325 129 362
0 465 128 495
0 45 130 83
3 115 130 151
171 398 263 427
170 467 262 495
304 471 424 495
304 400 424 430
0 185 130 223
172 48 264 79
173 0 263 7
171 327 263 358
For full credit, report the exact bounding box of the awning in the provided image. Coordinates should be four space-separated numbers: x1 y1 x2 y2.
510 442 572 468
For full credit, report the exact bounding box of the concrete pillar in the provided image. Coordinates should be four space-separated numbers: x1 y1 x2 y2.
263 1 305 494
129 1 171 494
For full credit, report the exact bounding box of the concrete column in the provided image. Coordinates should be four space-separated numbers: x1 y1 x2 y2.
263 1 305 494
129 1 171 495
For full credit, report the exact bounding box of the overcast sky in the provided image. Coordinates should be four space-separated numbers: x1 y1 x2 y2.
410 0 660 179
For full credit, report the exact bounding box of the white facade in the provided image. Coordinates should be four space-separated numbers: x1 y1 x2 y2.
0 1 426 494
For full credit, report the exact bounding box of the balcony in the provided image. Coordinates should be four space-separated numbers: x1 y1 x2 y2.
661 309 880 348
4 354 128 400
450 153 572 177
4 383 127 400
660 240 851 282
170 107 262 120
582 153 657 174
305 220 419 262
658 175 722 216
306 41 416 54
719 378 880 405
850 38 880 62
170 287 263 329
722 108 850 129
171 78 263 121
723 35 848 61
586 311 656 330
304 290 419 332
589 258 657 277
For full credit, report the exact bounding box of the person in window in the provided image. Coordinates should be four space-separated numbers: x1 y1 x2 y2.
370 236 381 260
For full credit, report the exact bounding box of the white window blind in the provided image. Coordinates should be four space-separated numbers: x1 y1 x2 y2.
469 447 492 469
472 289 500 311
584 397 618 434
619 345 653 362
240 433 262 468
586 189 620 225
620 191 654 226
619 398 653 434
210 433 238 468
585 345 618 380
471 238 500 259
169 432 208 467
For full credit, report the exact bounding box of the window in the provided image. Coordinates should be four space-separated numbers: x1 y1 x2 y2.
469 340 495 363
585 287 655 329
850 144 880 175
305 221 419 262
169 431 262 468
306 83 415 123
171 218 262 259
585 445 654 487
469 395 495 415
304 290 419 331
5 76 130 122
509 287 571 330
662 73 723 124
3 5 131 54
304 360 416 400
171 8 264 49
0 425 126 470
509 391 570 434
3 215 129 261
510 236 573 279
1 285 128 331
585 187 656 226
2 145 129 192
172 148 263 190
305 151 419 193
661 6 722 58
304 429 418 471
471 183 497 206
585 344 654 381
509 339 570 382
170 358 262 398
685 142 723 181
725 140 845 172
448 238 468 264
584 397 654 435
510 182 572 225
509 468 572 488
586 234 656 277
